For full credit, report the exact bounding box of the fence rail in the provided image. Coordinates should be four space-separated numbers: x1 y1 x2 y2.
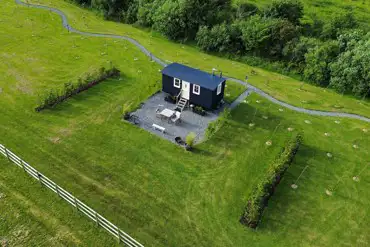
0 144 144 247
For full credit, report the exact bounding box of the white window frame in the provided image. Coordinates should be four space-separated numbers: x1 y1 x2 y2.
174 78 181 88
193 84 200 95
217 83 222 95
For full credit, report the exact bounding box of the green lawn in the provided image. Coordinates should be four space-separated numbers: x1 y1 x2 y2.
27 0 370 118
1 1 370 247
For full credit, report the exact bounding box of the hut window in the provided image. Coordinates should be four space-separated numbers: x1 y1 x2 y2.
217 83 222 95
174 78 181 88
193 84 200 95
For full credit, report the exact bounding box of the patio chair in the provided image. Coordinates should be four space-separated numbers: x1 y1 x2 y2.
170 111 181 125
155 108 162 119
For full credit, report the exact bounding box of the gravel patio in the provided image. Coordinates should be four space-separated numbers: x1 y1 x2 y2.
130 92 227 143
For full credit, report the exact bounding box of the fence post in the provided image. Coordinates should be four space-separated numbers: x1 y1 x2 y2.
20 160 27 172
37 172 43 185
74 197 79 211
116 226 120 243
55 183 60 196
95 212 99 226
4 148 11 162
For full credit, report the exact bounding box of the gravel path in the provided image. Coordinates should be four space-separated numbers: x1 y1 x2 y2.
14 0 370 123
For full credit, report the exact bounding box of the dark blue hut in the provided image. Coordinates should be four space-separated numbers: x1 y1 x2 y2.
161 63 226 110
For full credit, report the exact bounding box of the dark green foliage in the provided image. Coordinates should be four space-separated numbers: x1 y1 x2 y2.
238 15 298 58
234 2 259 20
196 23 244 53
304 40 340 86
320 12 357 40
152 0 232 41
330 34 370 97
241 133 302 228
36 66 120 111
263 0 304 25
283 37 320 72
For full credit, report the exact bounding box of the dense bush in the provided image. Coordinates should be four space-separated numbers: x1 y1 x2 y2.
238 15 298 58
330 34 370 97
234 2 259 20
196 23 244 53
36 66 120 111
263 0 303 25
240 133 302 228
303 40 340 86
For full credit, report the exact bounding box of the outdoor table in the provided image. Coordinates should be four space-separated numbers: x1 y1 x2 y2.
160 108 175 119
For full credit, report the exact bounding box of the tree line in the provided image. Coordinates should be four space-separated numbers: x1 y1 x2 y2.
71 0 370 98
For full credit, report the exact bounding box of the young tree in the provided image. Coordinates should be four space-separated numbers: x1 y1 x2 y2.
264 0 304 25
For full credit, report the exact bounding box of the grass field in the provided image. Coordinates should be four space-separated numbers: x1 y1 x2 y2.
242 0 370 29
26 0 370 118
1 1 370 246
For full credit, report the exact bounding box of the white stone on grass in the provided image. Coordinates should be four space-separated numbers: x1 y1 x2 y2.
287 127 294 132
363 128 368 133
335 120 340 124
304 120 311 124
249 123 255 127
324 132 330 136
326 152 333 158
353 176 360 182
353 144 358 149
134 57 138 61
256 100 260 103
279 108 284 112
291 184 298 189
325 189 333 196
265 140 272 146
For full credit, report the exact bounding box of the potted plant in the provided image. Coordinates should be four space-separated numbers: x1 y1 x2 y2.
164 95 176 104
185 132 196 151
193 106 206 116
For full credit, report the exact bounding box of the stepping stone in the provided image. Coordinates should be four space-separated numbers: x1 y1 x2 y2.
324 132 330 136
291 184 298 189
353 144 358 149
325 189 332 196
326 152 333 158
287 127 294 131
265 140 272 146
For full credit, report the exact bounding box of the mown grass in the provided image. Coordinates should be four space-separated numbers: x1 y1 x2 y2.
1 1 370 247
27 0 370 117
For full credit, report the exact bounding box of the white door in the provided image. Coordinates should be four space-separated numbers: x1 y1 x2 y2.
181 81 190 100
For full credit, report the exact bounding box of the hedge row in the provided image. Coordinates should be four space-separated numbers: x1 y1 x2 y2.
35 66 120 112
240 133 303 228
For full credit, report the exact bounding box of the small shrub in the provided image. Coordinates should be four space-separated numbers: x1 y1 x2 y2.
185 132 196 150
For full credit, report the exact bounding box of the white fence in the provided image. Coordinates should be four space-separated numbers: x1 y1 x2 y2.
0 144 144 247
